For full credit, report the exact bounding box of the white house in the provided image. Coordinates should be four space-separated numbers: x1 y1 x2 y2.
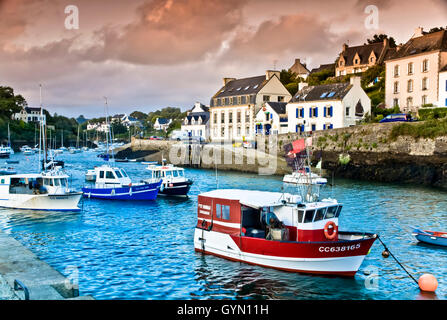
181 102 210 140
121 115 142 128
287 77 371 133
12 107 46 123
438 66 447 108
255 102 288 135
154 118 172 131
385 27 447 111
209 70 292 142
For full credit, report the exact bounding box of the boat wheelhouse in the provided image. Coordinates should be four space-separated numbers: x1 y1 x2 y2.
194 189 377 276
283 166 327 186
82 165 162 200
145 164 193 197
0 172 82 211
0 146 11 159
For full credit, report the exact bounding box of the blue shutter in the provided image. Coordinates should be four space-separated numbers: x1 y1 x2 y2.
329 124 333 129
445 80 447 91
300 108 304 118
270 113 273 119
309 108 312 118
315 107 318 117
324 107 327 117
323 124 326 130
329 106 333 117
445 98 447 107
296 108 298 118
295 125 299 133
300 125 304 133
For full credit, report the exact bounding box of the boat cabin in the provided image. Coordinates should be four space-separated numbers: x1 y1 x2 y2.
0 173 70 195
93 165 131 187
197 189 341 242
146 165 186 180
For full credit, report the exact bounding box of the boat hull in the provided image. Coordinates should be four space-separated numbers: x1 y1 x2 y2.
0 192 82 211
82 181 161 200
159 180 193 197
413 229 447 247
194 229 377 276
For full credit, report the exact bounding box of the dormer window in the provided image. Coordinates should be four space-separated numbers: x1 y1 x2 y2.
354 58 359 64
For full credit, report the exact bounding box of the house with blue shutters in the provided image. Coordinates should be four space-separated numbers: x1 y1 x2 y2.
439 66 447 107
286 76 371 133
255 102 288 135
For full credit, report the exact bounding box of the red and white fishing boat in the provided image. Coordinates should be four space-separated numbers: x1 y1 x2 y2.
194 189 377 276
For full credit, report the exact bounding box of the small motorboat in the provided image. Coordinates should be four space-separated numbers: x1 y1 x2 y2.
0 146 11 159
21 146 34 155
145 163 193 197
115 159 129 163
283 166 327 186
412 229 447 247
0 170 82 211
6 160 19 164
82 165 162 200
142 161 158 165
0 167 17 175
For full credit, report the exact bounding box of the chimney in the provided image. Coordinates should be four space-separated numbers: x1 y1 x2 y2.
413 26 424 38
295 58 300 64
350 76 361 87
383 37 388 48
298 82 308 91
342 43 348 52
266 70 280 80
223 78 236 86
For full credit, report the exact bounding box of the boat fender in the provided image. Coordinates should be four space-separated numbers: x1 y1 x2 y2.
201 219 207 229
111 189 115 196
324 221 338 240
160 183 165 192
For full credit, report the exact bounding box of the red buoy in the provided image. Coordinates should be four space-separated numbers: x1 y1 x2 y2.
418 274 438 292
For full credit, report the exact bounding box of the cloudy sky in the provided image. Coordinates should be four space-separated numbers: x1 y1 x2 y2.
0 0 446 118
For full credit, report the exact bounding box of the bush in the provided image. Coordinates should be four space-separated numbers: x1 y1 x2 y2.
418 108 447 121
390 118 447 140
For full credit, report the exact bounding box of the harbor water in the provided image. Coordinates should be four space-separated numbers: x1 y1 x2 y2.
0 152 446 300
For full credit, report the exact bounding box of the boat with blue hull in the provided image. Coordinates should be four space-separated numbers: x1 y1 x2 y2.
412 229 447 247
82 165 162 200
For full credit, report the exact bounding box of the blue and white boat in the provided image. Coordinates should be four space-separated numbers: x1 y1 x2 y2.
82 165 162 200
412 228 447 247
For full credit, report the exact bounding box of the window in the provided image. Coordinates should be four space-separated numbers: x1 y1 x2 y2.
229 112 233 124
324 106 333 117
215 204 222 219
311 124 316 131
237 126 241 136
224 97 229 105
237 96 241 105
303 210 315 223
393 81 399 94
245 126 250 135
241 96 247 104
221 112 225 124
237 111 241 123
99 171 104 179
406 97 413 109
278 96 284 102
407 79 413 93
394 65 400 77
422 59 429 72
298 210 305 223
221 127 225 136
422 77 428 91
393 98 399 107
422 95 427 106
213 112 217 124
314 208 326 222
263 95 270 102
335 206 343 217
325 206 338 219
245 110 250 122
346 107 350 117
310 107 318 118
222 205 230 220
115 170 123 178
407 62 414 75
106 171 115 179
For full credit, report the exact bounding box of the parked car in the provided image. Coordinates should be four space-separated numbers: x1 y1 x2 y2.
379 113 415 123
181 136 205 144
170 130 189 141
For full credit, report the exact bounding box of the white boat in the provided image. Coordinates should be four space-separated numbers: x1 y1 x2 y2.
21 146 34 155
145 163 193 197
283 166 327 186
0 172 82 211
0 146 11 159
0 167 17 175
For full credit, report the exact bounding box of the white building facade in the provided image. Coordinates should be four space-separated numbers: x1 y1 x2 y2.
209 70 292 142
12 107 46 123
287 77 371 133
438 67 447 108
255 102 288 135
385 28 447 112
181 102 210 140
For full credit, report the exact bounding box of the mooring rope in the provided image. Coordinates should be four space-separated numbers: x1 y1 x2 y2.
377 235 418 285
